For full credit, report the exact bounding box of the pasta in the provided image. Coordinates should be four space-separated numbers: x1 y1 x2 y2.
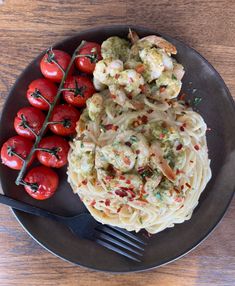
67 32 211 234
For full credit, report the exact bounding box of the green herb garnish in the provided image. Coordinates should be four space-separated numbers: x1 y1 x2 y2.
192 97 202 106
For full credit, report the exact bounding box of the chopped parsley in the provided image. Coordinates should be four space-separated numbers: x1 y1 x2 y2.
129 135 138 143
155 193 162 200
192 97 202 106
172 74 177 80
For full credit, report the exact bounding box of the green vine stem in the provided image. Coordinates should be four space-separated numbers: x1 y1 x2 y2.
15 41 86 185
30 88 52 107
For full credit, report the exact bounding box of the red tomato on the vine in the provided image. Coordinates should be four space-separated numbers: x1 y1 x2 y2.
40 49 74 83
49 104 80 136
23 166 59 200
27 78 58 110
63 76 95 107
1 136 34 170
75 42 102 74
14 107 46 140
37 135 69 168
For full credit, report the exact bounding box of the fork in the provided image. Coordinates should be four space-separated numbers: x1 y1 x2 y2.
0 194 146 262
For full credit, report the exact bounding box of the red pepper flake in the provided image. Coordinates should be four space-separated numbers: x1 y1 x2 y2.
190 160 194 163
140 84 146 93
105 199 110 206
105 175 113 181
135 64 145 74
180 126 185 132
81 180 87 185
194 145 200 151
119 175 125 180
181 185 184 190
176 169 185 175
147 109 154 114
173 187 180 194
115 189 127 197
160 86 166 93
110 94 116 99
126 189 136 198
141 115 148 124
136 150 140 155
159 133 165 140
126 179 131 184
125 142 132 147
176 144 183 151
185 182 191 188
120 186 134 191
104 124 118 131
179 93 186 101
117 206 122 213
114 74 120 79
137 166 145 173
90 200 96 206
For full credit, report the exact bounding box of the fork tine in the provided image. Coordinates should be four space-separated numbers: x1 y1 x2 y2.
111 227 147 245
95 231 144 256
95 238 141 262
96 226 145 250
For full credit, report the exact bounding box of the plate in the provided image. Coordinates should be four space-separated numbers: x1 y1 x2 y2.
0 25 234 273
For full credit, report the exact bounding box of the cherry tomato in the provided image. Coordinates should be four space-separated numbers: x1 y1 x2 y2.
40 49 74 83
75 42 102 74
27 78 58 110
37 136 69 168
49 104 80 136
23 166 58 200
63 76 95 107
1 136 34 170
14 107 46 140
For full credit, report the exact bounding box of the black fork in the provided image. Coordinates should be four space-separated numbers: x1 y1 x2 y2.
0 194 146 262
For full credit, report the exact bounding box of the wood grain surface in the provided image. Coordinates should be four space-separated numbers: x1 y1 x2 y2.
0 0 234 285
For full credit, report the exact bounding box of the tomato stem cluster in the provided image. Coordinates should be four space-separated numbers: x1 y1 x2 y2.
31 88 52 107
19 114 39 139
7 146 24 161
19 180 39 192
46 47 65 75
15 41 86 186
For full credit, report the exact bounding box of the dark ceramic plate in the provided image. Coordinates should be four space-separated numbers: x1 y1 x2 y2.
0 25 234 273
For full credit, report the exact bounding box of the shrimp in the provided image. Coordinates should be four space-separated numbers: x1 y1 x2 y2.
100 143 136 172
150 141 176 182
117 69 144 97
116 131 150 169
86 93 103 122
101 36 131 62
151 71 182 100
79 151 95 177
93 59 123 86
128 28 140 44
139 35 177 55
144 173 162 193
173 63 185 81
93 77 106 91
139 48 164 82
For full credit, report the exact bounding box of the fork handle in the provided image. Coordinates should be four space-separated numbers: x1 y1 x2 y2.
0 194 64 222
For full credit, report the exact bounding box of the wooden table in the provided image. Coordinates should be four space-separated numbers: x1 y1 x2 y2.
0 1 234 285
